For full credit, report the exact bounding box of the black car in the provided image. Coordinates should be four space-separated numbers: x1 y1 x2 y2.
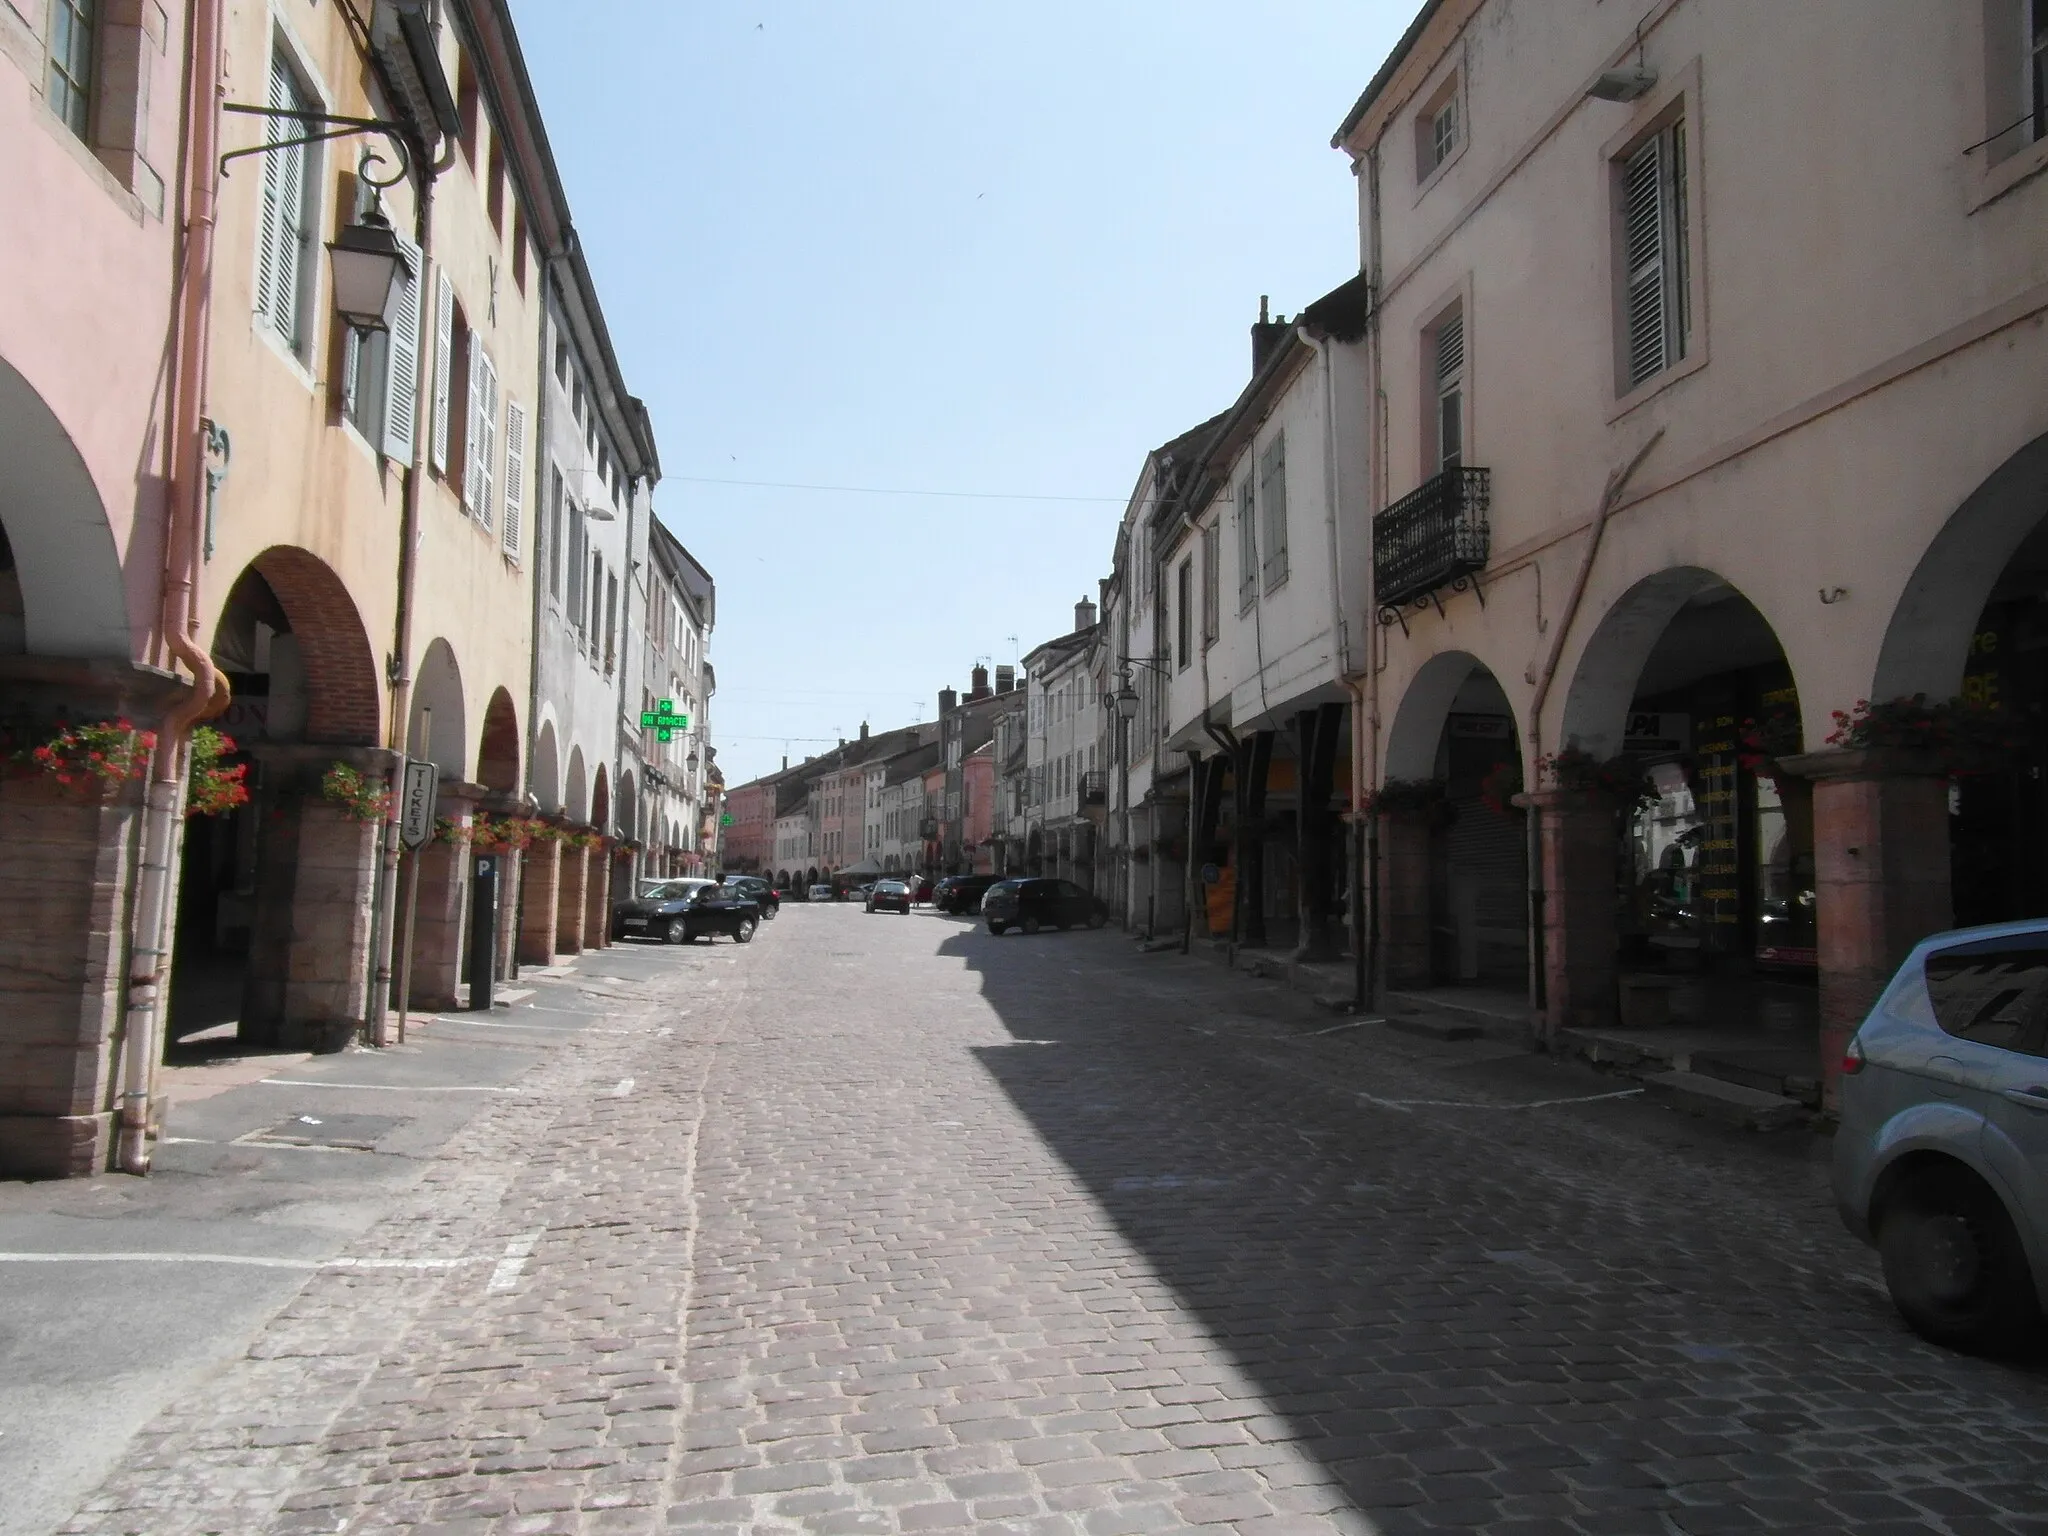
612 879 760 945
984 878 1109 935
722 874 780 918
865 879 911 914
932 874 1000 914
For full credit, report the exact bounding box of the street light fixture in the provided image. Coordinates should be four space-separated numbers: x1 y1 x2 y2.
327 205 414 332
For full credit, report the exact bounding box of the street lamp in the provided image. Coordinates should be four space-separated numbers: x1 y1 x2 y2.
327 206 414 332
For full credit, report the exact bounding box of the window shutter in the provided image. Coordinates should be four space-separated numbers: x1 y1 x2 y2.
1623 136 1667 387
1436 313 1464 387
501 398 525 560
1260 434 1288 588
381 235 422 463
431 273 454 472
255 62 286 330
1237 476 1257 610
463 333 484 514
477 351 499 530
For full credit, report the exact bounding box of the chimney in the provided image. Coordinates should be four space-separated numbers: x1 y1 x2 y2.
938 686 958 716
1074 596 1098 633
781 755 788 771
860 720 869 740
969 663 991 700
995 664 1015 695
1251 293 1289 374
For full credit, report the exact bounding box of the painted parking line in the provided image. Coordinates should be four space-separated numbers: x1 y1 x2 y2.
258 1079 527 1093
486 1229 544 1293
611 1077 635 1097
0 1251 487 1272
1356 1087 1646 1113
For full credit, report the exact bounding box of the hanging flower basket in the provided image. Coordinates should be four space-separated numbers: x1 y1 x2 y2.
1478 759 1524 818
565 829 603 852
473 814 534 853
5 716 157 796
430 814 471 846
321 762 393 823
1361 776 1455 827
1538 747 1655 810
184 726 250 817
1824 694 2026 776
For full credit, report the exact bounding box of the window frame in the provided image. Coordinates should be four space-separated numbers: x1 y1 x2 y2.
1235 476 1257 614
1258 433 1289 593
1175 555 1193 671
46 0 98 141
1200 521 1219 646
254 42 324 368
1422 300 1466 476
1602 61 1710 419
1411 58 1467 200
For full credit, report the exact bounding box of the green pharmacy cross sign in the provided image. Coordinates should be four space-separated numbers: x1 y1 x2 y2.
641 699 691 742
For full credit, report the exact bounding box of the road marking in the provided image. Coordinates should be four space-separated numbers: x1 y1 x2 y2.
428 1017 581 1032
1356 1087 1646 1112
0 1251 486 1271
611 1077 635 1097
486 1230 544 1293
258 1079 525 1093
1310 1019 1363 1035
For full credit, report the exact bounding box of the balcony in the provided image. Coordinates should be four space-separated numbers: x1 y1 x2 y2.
1374 466 1490 617
1079 771 1107 806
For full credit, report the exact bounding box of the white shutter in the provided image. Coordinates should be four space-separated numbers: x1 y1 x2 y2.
501 398 525 560
381 235 422 463
463 332 484 514
258 56 308 348
1259 434 1287 588
431 273 454 472
1623 135 1667 387
255 60 287 328
477 350 498 530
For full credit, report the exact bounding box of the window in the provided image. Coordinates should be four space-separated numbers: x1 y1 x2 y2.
432 277 470 480
502 399 526 560
1430 98 1459 170
1176 557 1193 670
455 48 479 166
464 338 498 525
47 0 96 139
256 49 319 359
340 194 421 462
1201 523 1219 645
487 134 506 233
1259 435 1288 591
1236 475 1257 612
2034 0 2048 143
1618 122 1689 391
1925 939 2048 1056
1433 310 1464 472
1414 71 1461 185
547 468 566 600
604 569 619 674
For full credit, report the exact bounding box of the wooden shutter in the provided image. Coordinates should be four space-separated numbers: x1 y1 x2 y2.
381 236 422 463
463 333 484 513
1259 434 1288 589
476 350 498 529
501 398 525 559
1236 475 1257 610
431 273 454 472
1623 134 1668 387
258 56 307 345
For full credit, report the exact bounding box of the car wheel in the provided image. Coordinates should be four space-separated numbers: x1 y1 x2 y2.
734 917 757 944
987 921 1005 935
1021 915 1040 936
1877 1166 2043 1355
664 917 687 945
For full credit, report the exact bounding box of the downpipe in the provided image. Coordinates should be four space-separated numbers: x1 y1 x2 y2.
120 0 229 1174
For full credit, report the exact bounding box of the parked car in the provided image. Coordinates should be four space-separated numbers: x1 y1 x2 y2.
808 883 835 902
851 882 876 902
722 874 780 917
984 878 1109 936
866 879 911 914
612 879 759 945
1834 919 2048 1354
932 874 1000 914
907 876 934 903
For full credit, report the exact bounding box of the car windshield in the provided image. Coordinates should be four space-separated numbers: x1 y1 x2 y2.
645 880 708 901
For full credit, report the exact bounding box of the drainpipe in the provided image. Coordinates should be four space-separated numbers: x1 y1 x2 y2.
119 0 231 1175
1521 428 1664 1029
364 144 451 1046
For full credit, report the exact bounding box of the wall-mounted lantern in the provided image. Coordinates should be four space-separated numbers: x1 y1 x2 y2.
327 207 415 332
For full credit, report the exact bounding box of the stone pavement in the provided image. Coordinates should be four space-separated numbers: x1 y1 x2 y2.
52 906 2048 1535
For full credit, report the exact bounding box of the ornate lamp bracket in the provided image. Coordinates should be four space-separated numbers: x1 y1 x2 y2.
220 103 416 186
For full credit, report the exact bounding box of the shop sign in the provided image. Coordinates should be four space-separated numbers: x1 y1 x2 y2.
399 760 438 850
639 698 691 742
1692 710 1742 931
1624 711 1691 753
1447 714 1513 739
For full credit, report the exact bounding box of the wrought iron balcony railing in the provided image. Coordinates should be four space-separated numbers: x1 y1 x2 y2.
1374 466 1491 617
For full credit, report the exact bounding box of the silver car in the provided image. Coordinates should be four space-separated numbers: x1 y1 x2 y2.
1834 919 2048 1354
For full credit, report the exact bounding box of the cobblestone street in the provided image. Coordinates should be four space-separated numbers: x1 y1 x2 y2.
45 906 2048 1535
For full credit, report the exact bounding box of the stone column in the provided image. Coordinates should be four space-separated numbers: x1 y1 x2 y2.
556 841 588 955
403 781 483 1012
0 777 144 1178
1525 788 1620 1044
483 799 526 983
243 747 390 1052
1780 748 1951 1113
518 835 561 966
584 839 613 949
1377 814 1435 989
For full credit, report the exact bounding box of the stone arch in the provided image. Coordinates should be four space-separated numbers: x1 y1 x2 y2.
0 353 130 657
1383 650 1518 780
1874 429 2048 702
531 718 561 810
565 746 588 823
477 687 521 794
776 868 790 888
408 638 466 777
616 770 638 846
211 548 380 745
592 765 610 835
1559 567 1796 760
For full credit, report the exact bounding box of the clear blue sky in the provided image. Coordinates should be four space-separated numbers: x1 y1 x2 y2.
512 1 1410 788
